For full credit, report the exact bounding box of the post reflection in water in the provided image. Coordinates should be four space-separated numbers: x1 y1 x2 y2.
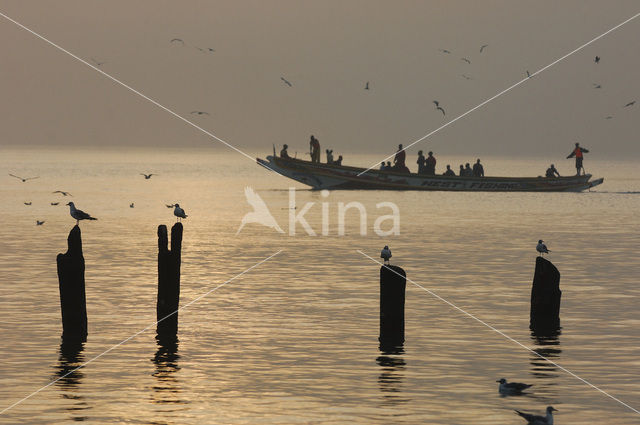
376 345 409 406
54 339 90 421
150 336 185 408
529 328 562 401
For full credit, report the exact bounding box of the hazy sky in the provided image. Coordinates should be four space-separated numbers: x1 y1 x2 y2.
1 1 639 159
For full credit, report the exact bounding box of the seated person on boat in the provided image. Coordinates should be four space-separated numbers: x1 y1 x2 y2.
545 164 560 178
280 144 290 159
392 144 410 173
425 151 437 175
443 165 456 176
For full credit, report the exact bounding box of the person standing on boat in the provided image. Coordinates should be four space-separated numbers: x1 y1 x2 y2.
567 142 589 175
464 163 473 176
417 150 427 174
546 164 560 177
280 144 290 159
310 135 321 163
459 164 465 176
393 144 407 171
443 165 455 176
472 159 484 177
426 151 437 175
380 161 386 170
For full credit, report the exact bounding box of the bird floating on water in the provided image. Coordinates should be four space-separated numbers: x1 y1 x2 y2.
53 190 72 196
280 77 292 87
594 56 600 64
67 202 97 224
174 203 187 221
480 44 488 53
380 246 392 265
624 101 636 107
140 173 155 179
9 174 39 182
515 406 557 425
497 378 532 395
24 202 32 206
536 240 549 256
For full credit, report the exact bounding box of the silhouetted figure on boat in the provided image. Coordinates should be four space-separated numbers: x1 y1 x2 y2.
309 135 321 163
380 161 386 170
326 149 334 164
334 155 343 166
567 142 589 175
386 161 391 170
459 164 465 176
417 150 426 174
393 144 410 173
464 163 473 176
545 164 560 178
426 151 437 175
280 144 290 159
443 165 456 176
472 159 484 177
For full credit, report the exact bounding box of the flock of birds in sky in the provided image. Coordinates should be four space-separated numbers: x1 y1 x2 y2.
9 172 187 225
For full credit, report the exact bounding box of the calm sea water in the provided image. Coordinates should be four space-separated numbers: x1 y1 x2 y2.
1 147 639 424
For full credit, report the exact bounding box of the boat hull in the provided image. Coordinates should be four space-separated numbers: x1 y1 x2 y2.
258 156 604 192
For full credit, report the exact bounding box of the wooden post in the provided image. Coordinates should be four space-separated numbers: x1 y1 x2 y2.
379 265 406 350
530 257 561 332
57 225 88 342
157 223 183 337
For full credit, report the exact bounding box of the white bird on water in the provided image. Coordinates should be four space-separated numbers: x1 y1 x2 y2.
380 246 392 265
174 203 187 221
497 378 532 394
66 202 97 224
536 240 550 256
515 406 557 425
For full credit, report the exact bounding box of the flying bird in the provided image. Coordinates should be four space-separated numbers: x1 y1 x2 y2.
592 83 601 89
365 81 369 90
170 38 185 46
36 220 45 226
480 44 488 53
497 378 532 395
438 49 451 54
173 203 187 221
53 190 72 196
130 203 135 208
380 246 392 265
624 101 636 107
526 70 531 78
536 240 549 256
190 111 210 116
90 57 106 66
280 77 292 87
461 57 471 64
461 74 472 80
236 187 284 234
514 406 557 425
140 173 155 179
433 101 445 115
51 202 59 206
9 174 39 182
594 56 600 63
24 202 32 206
66 202 97 224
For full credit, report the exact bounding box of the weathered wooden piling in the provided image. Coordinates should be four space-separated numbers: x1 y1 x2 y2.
530 257 561 331
379 265 406 350
57 225 88 342
157 223 183 337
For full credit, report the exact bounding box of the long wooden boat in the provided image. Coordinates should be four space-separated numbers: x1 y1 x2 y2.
257 155 604 192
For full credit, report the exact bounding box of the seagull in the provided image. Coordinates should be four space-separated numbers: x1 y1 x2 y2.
236 187 284 234
365 81 369 90
380 245 392 265
24 202 32 206
36 220 45 226
280 77 292 87
536 240 550 256
515 406 557 425
170 38 185 46
438 49 451 54
173 203 187 221
594 56 600 64
165 204 175 208
461 57 471 64
480 44 488 53
190 111 210 116
433 101 445 116
66 202 97 224
53 190 72 196
9 174 39 182
624 101 636 107
526 70 531 78
497 378 532 394
90 57 106 66
140 173 155 179
592 83 601 88
130 203 135 208
51 202 59 206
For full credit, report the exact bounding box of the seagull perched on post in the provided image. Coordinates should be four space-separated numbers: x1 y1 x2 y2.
515 406 557 424
380 246 392 265
497 378 532 395
66 202 97 224
536 240 550 256
173 203 187 221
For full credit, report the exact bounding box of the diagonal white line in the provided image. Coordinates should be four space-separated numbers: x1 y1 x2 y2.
357 250 640 415
0 11 278 174
0 249 283 416
357 11 640 176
